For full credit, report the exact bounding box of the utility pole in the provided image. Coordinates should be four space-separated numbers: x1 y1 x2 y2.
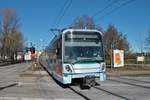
139 33 143 54
139 32 144 68
111 43 113 71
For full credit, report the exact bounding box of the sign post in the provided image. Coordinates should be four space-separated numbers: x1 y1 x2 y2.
137 56 144 69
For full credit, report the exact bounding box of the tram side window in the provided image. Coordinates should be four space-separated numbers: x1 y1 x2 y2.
56 40 62 59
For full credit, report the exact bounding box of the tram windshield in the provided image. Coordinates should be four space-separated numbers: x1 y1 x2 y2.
64 31 104 64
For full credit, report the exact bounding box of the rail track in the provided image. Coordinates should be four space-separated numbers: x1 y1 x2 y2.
118 76 150 84
69 75 150 100
108 78 150 90
69 83 131 100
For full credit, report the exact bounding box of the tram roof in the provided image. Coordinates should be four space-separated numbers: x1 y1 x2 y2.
48 28 103 49
61 29 103 35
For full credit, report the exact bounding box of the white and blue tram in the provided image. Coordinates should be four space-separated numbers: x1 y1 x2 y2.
45 29 106 86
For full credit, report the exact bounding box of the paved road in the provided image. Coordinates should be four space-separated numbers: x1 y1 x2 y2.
0 63 85 100
0 63 150 100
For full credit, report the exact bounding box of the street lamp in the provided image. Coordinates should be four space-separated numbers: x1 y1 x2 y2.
40 38 44 51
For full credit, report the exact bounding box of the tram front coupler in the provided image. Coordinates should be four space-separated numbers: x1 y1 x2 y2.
83 75 96 87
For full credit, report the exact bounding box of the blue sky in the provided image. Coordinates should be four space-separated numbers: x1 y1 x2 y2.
0 0 150 52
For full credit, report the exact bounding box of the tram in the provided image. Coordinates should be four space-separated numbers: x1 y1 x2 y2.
44 28 106 87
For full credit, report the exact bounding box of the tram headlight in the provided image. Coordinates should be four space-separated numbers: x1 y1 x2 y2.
101 64 106 71
65 65 72 72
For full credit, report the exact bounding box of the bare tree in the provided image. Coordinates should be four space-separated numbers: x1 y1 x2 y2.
103 24 130 64
0 8 24 62
71 15 102 31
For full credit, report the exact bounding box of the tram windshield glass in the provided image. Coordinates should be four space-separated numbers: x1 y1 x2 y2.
64 31 104 64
